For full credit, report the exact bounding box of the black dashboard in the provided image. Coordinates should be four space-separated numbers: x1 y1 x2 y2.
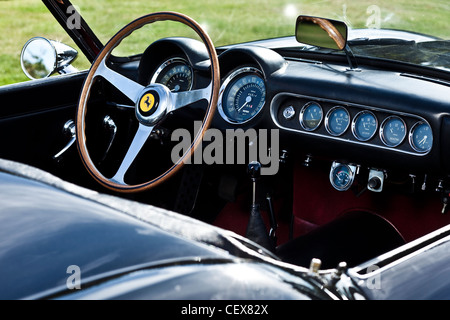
130 37 450 192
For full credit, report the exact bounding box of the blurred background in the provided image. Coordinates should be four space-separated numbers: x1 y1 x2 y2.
0 0 448 85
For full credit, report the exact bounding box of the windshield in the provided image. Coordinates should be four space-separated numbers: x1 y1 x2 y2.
74 0 449 43
70 0 449 72
3 0 447 84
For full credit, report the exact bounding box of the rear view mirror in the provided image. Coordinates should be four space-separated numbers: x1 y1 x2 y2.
295 16 348 50
21 37 78 80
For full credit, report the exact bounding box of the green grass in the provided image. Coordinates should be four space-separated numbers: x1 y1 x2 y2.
0 0 448 86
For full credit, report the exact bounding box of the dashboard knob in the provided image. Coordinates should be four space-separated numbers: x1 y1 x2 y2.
368 176 382 190
283 106 296 120
367 169 385 192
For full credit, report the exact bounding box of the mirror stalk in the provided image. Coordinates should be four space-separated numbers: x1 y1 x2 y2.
296 15 359 72
344 44 360 71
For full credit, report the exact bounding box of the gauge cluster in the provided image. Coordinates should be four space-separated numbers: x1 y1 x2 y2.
272 93 433 155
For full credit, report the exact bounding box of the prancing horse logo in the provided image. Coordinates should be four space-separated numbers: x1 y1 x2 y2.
139 93 157 113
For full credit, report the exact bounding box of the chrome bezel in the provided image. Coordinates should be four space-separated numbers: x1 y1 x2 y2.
325 106 350 136
299 102 323 131
150 57 193 91
352 110 378 141
217 67 266 124
282 105 296 120
380 116 407 147
409 120 433 153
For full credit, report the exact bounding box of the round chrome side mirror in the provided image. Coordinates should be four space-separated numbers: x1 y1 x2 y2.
21 37 78 80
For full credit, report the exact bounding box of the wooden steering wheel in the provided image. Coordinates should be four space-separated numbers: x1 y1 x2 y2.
76 12 220 193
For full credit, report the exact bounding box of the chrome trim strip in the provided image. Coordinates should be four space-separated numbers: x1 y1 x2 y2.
350 225 450 279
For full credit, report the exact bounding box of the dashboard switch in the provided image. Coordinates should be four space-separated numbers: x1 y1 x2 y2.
283 106 295 120
368 176 382 189
368 169 385 192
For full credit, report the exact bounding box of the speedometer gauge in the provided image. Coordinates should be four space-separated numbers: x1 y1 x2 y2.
218 67 266 124
150 58 193 92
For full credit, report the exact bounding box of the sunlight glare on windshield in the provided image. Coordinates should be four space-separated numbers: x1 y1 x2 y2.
73 0 448 47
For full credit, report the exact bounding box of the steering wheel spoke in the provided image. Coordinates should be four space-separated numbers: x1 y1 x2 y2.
110 123 154 185
95 59 144 103
169 82 212 112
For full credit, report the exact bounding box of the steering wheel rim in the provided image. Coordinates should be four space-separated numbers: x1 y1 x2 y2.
76 12 220 193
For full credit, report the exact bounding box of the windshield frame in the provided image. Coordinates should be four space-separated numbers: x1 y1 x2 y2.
43 0 103 62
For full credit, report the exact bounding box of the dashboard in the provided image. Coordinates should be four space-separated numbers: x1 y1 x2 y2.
134 37 450 193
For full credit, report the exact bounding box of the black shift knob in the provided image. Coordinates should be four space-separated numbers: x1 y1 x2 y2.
247 161 261 180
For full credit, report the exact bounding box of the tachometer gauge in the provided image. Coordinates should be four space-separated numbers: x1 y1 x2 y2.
329 162 357 191
352 111 378 141
325 106 350 136
380 116 406 147
300 102 323 131
218 67 266 124
150 58 193 92
410 121 433 153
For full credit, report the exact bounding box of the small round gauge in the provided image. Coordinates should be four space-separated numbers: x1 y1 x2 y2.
300 102 323 131
352 111 378 141
410 121 433 153
329 163 355 191
218 67 266 124
150 58 193 92
380 116 407 147
325 106 350 136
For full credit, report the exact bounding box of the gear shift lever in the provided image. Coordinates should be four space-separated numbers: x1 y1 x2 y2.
248 161 261 205
245 161 274 252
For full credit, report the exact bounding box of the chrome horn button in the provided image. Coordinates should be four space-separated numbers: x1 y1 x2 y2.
135 84 172 126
